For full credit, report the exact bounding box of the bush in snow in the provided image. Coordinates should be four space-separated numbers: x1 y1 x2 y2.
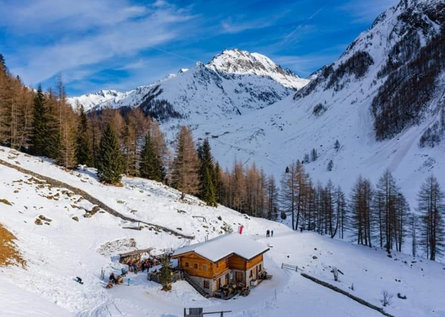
381 290 393 307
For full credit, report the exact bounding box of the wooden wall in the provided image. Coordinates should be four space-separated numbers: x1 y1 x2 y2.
175 252 264 279
177 252 229 279
228 254 263 270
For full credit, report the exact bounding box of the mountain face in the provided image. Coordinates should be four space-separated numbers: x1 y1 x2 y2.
206 49 308 89
69 0 445 205
296 0 445 143
68 50 309 121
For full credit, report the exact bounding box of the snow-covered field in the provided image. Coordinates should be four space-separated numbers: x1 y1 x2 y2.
0 147 445 317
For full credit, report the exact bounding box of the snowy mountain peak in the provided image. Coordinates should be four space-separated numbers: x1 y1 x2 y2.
206 49 309 89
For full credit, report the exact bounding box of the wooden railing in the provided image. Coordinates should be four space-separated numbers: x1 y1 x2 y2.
281 263 299 271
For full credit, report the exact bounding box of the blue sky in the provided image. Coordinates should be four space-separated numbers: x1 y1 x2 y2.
0 0 398 96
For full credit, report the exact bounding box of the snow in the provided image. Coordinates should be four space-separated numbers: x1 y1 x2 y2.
207 49 309 89
172 233 269 262
1 147 445 317
66 0 445 219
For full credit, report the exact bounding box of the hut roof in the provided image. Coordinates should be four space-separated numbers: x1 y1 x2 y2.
172 234 269 262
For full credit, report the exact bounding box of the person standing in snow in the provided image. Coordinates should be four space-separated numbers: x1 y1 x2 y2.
271 230 274 237
266 230 270 237
109 272 117 284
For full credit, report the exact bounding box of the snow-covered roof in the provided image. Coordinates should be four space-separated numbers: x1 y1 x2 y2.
172 234 269 262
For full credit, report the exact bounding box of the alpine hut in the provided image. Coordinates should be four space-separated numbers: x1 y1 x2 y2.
172 234 269 295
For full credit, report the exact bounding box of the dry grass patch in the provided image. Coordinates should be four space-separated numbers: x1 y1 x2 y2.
0 198 12 206
0 224 25 268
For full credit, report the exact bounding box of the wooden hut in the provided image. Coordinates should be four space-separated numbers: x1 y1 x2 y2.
172 234 269 295
119 248 153 265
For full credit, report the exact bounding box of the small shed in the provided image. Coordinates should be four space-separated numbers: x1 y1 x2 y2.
119 248 153 265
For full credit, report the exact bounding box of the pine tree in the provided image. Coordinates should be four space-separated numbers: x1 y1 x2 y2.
44 91 62 160
75 106 92 166
375 170 407 254
213 162 223 203
334 140 340 151
198 139 217 206
280 163 297 230
418 175 444 261
139 132 164 182
311 148 318 161
171 126 200 199
334 186 347 239
266 175 278 220
30 86 49 156
96 123 125 184
122 119 138 176
327 160 333 171
280 162 310 230
351 176 373 247
159 255 172 291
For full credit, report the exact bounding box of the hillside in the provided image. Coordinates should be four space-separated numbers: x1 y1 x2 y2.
68 49 309 119
67 0 445 208
0 147 445 316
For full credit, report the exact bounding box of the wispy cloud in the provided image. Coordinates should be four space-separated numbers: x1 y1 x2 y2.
0 0 394 95
340 0 399 23
1 0 196 88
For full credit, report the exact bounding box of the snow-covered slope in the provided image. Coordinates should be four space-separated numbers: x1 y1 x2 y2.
207 49 309 89
69 89 128 111
68 0 444 207
68 49 308 116
1 147 445 317
167 0 444 207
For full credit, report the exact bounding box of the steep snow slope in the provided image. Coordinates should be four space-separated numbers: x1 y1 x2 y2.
68 49 308 116
67 0 445 211
168 0 445 208
1 147 445 317
207 49 309 89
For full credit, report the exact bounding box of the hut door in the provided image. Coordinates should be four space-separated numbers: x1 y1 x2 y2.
235 271 243 282
225 273 229 285
216 278 221 289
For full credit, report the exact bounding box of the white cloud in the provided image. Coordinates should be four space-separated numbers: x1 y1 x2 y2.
3 0 196 86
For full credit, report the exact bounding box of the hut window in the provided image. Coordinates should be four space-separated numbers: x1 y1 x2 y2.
185 262 189 268
203 280 209 289
203 264 207 271
249 270 253 278
194 263 198 269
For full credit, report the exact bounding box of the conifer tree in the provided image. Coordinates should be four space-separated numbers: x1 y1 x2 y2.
96 123 125 184
198 139 217 206
44 91 62 160
159 255 172 291
213 162 223 203
171 126 200 199
375 170 408 254
75 106 92 165
351 176 373 247
30 86 49 157
418 175 444 261
139 132 164 182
